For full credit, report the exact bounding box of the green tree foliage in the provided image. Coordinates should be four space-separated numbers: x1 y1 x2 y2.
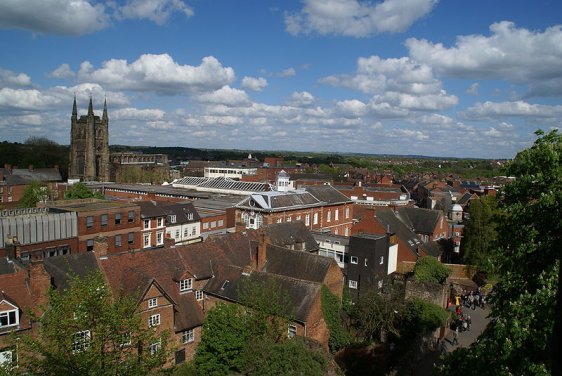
460 195 500 272
349 287 403 343
193 275 327 376
439 130 562 375
401 298 448 339
413 256 451 284
320 285 351 353
64 182 104 200
13 271 170 375
17 181 51 208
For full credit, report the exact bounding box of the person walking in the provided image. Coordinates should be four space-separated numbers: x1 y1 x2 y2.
452 326 459 346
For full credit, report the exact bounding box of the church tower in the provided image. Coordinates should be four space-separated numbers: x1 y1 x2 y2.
69 96 110 181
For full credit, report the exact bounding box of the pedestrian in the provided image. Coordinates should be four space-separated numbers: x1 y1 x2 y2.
468 292 474 309
466 314 472 331
452 326 459 345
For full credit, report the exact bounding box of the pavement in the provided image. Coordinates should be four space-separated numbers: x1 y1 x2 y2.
443 304 491 352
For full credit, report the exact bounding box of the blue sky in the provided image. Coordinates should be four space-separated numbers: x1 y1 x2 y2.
1 0 561 158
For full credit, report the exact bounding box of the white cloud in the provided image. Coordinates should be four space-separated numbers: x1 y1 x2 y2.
407 21 562 96
197 86 250 107
116 0 193 25
48 64 75 79
112 107 165 121
0 88 63 111
466 82 479 96
241 76 268 91
286 0 438 37
280 68 296 77
462 100 562 119
0 0 109 35
287 91 315 107
77 54 235 95
498 121 513 129
0 67 31 87
335 99 368 118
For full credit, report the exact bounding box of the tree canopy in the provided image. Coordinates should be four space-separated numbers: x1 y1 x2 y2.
413 256 451 284
439 130 562 375
64 182 104 200
10 271 170 375
17 181 51 208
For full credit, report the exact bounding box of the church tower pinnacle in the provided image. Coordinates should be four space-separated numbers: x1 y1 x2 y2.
72 95 77 117
102 97 108 122
88 96 93 115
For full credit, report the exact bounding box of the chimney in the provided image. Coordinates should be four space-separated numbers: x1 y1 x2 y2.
93 236 108 259
28 261 51 311
164 234 176 248
255 230 268 271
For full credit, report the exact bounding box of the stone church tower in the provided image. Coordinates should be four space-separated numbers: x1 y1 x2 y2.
69 96 110 181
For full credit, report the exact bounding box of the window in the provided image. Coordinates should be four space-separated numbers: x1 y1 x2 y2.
187 213 194 221
148 314 160 327
351 256 358 264
0 310 18 328
286 216 292 222
349 280 358 289
345 207 350 219
157 217 163 227
203 222 209 230
378 280 383 289
313 213 318 225
364 259 368 266
326 211 331 222
169 215 176 224
344 227 349 236
276 218 282 224
195 290 203 301
149 340 161 355
128 211 134 223
288 325 297 338
335 209 339 221
175 230 180 239
156 231 163 245
86 216 94 229
379 256 384 265
128 232 135 245
180 279 192 292
184 228 189 237
190 227 196 236
0 348 16 368
210 221 216 228
218 220 224 226
101 214 108 227
119 332 131 347
305 214 310 226
148 298 157 308
73 330 91 352
296 215 301 221
144 219 150 229
86 239 94 252
143 233 151 248
182 329 194 344
115 213 122 225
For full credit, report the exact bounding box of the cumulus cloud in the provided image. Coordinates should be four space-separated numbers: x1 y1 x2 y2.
196 86 250 107
0 88 64 111
241 76 268 91
285 0 438 37
280 68 296 77
112 107 166 121
0 0 109 35
466 82 479 96
406 21 562 96
48 64 75 79
322 55 457 111
116 0 193 25
462 100 562 119
287 91 315 107
77 54 235 95
0 67 31 87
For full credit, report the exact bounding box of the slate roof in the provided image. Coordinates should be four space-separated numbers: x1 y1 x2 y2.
138 201 168 219
236 191 321 211
43 252 100 291
203 266 321 324
261 221 319 252
396 207 442 235
262 244 334 284
163 202 201 224
0 257 18 275
304 185 352 204
457 192 475 206
0 168 62 185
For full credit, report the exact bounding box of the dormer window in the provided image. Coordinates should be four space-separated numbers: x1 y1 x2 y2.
187 213 194 221
0 309 18 328
169 215 176 224
180 278 193 293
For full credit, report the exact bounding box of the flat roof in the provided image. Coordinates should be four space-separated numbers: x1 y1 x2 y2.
44 199 138 212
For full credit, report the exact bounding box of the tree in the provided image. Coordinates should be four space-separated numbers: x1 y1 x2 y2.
413 256 451 284
18 181 51 208
401 298 448 340
439 130 562 375
349 286 403 343
192 275 328 376
64 182 104 200
320 285 351 353
460 195 500 272
13 271 170 375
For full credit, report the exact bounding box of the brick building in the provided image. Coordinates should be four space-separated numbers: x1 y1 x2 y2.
0 165 62 208
41 198 141 253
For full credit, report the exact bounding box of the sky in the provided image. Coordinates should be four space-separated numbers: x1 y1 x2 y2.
0 0 561 159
